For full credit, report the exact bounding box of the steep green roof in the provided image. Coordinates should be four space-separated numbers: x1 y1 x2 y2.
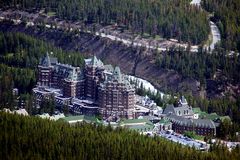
92 56 103 67
113 66 122 82
40 52 51 67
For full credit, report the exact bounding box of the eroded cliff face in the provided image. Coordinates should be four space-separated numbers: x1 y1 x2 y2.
0 22 202 97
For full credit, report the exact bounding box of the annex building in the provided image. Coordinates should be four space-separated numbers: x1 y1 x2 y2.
163 96 216 136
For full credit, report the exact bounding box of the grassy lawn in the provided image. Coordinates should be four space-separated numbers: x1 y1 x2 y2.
184 131 205 141
194 135 205 141
47 11 56 17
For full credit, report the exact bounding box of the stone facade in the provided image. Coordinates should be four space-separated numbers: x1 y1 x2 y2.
163 96 216 136
84 57 105 100
36 53 135 120
37 53 54 87
98 67 135 119
163 96 194 119
167 114 216 136
158 118 172 131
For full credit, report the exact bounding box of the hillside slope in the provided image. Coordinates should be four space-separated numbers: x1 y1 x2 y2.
0 22 202 96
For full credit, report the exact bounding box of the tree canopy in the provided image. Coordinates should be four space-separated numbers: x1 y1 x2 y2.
0 31 84 112
1 112 240 160
0 0 210 44
202 0 240 52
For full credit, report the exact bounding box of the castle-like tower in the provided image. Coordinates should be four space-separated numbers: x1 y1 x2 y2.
84 56 105 101
37 54 135 120
63 68 85 98
98 67 135 119
37 52 55 87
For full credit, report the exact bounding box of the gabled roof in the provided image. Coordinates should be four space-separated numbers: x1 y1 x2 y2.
162 104 175 115
100 66 134 90
65 68 79 81
40 52 51 67
193 118 216 129
92 56 103 66
84 56 104 67
180 96 188 105
54 63 79 80
104 65 114 73
174 105 194 115
167 114 191 126
163 104 193 116
167 114 216 129
113 66 122 82
40 52 58 66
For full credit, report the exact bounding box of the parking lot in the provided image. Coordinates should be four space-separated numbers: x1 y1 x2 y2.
158 131 208 150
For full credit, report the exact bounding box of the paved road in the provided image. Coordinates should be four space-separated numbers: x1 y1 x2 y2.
190 0 221 51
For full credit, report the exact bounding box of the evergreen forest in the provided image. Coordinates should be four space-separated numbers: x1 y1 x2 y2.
0 112 240 160
0 0 210 44
0 31 240 140
202 0 240 52
155 47 240 85
0 0 240 158
0 31 84 112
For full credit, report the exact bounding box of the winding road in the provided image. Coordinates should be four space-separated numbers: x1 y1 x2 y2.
190 0 221 51
0 0 221 52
